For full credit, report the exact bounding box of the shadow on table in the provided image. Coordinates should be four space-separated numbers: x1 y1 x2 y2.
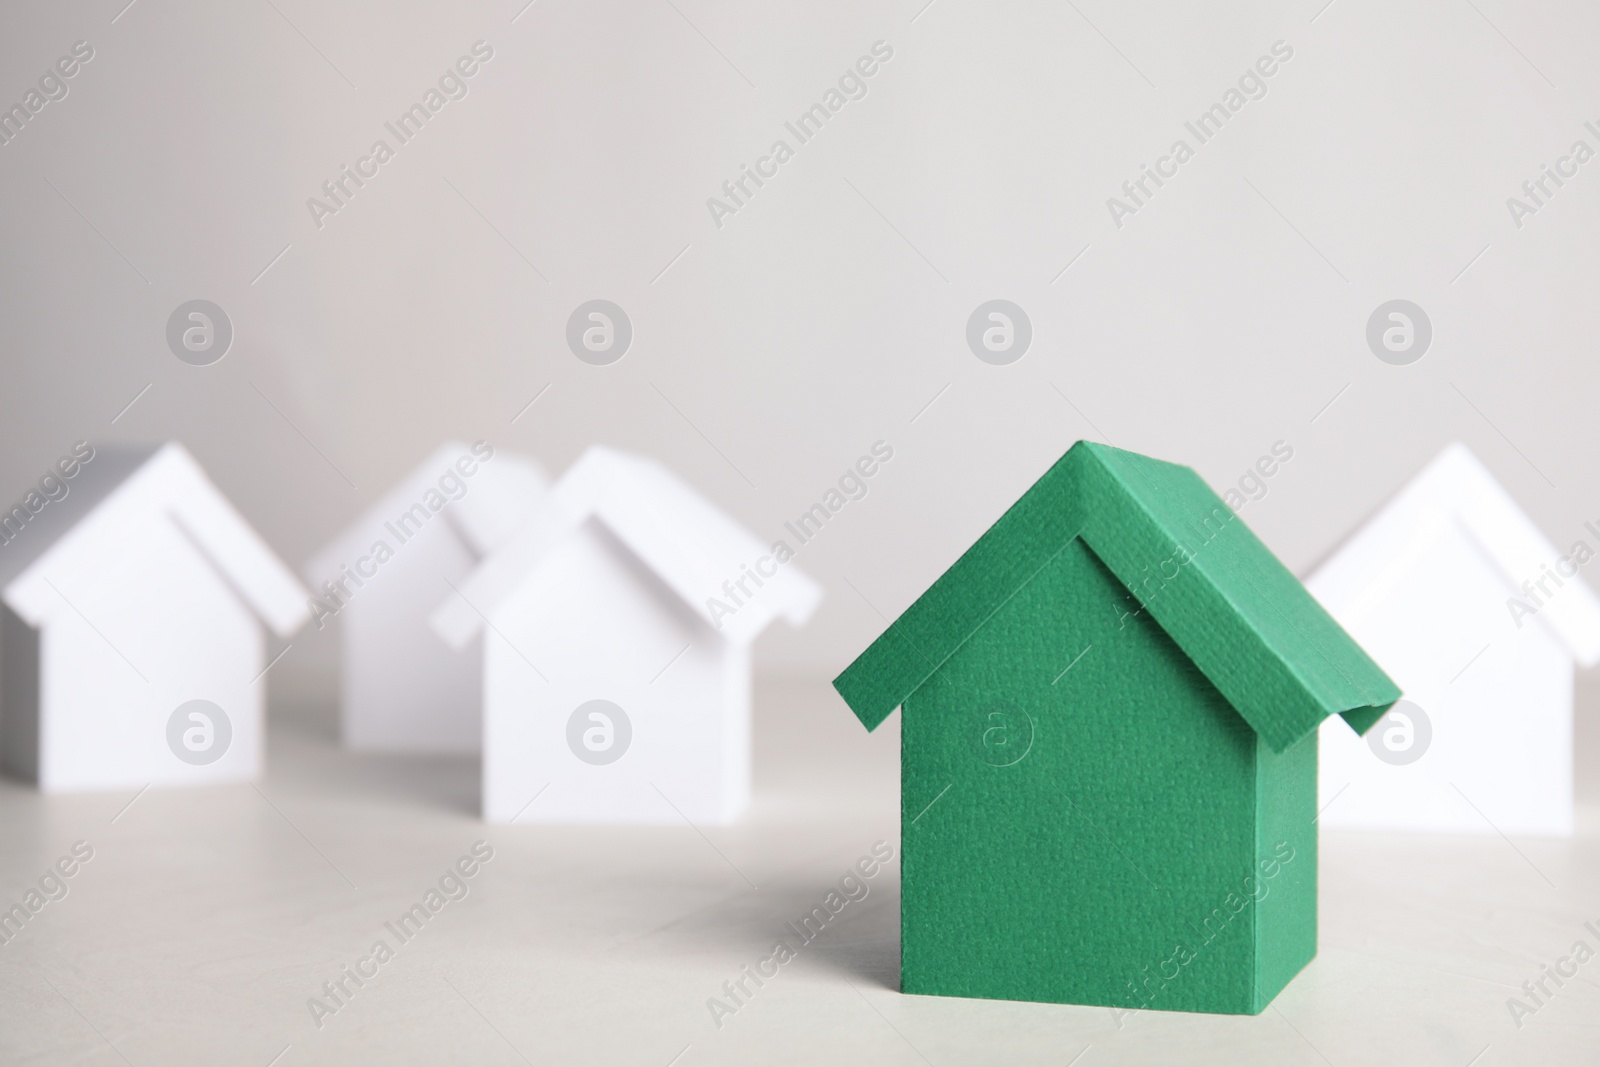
265 700 480 816
610 859 904 992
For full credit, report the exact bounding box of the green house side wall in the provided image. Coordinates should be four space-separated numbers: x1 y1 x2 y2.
1252 727 1318 1010
899 537 1315 1015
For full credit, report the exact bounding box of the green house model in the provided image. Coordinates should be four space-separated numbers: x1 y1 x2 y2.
833 441 1400 1015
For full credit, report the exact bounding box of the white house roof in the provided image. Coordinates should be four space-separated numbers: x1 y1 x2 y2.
1308 442 1600 667
2 442 309 637
431 445 822 648
305 441 548 589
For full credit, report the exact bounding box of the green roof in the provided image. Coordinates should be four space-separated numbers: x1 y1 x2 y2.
832 441 1399 753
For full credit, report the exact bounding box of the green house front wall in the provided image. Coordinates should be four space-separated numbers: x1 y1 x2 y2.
900 536 1318 1014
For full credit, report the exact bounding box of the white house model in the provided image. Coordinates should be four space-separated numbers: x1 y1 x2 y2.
0 442 308 792
1309 443 1600 836
430 446 822 824
306 441 547 752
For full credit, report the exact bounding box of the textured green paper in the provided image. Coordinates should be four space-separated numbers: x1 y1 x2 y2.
833 441 1399 1014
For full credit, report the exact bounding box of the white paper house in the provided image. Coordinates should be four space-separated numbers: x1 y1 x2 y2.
0 443 308 792
306 441 548 752
430 446 822 824
1309 443 1600 836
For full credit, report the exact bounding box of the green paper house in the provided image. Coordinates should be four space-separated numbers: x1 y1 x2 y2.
832 441 1400 1014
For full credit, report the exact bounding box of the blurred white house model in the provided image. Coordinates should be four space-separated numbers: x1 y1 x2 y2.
306 441 547 751
1309 443 1600 836
0 443 308 792
431 446 822 824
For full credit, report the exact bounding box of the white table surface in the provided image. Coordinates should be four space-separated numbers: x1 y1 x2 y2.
1 677 1597 1066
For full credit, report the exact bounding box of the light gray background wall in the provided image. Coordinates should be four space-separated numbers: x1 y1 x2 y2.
2 0 1597 693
